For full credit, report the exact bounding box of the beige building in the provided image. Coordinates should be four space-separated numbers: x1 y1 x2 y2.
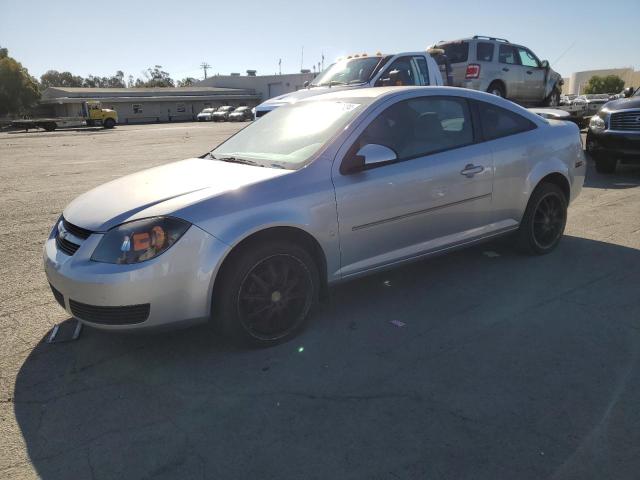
196 72 316 102
39 86 260 124
563 68 640 94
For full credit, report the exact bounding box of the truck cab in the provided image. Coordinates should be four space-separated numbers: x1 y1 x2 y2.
83 101 118 128
254 52 444 118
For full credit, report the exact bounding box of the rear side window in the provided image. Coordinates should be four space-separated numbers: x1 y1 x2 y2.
498 45 520 65
439 42 469 64
476 42 494 62
476 101 536 140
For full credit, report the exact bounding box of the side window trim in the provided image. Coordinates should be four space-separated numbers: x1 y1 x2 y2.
340 95 479 174
412 56 430 85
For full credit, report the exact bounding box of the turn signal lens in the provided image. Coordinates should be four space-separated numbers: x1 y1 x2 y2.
91 217 190 264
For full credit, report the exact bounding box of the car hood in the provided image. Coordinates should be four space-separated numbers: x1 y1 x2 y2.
602 97 640 111
213 111 229 115
257 84 362 109
197 112 212 116
63 158 291 232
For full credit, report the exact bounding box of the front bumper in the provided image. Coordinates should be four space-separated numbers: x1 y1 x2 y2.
44 224 228 331
587 130 640 160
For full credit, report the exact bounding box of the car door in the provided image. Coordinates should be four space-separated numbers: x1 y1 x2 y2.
374 56 423 86
331 94 494 278
497 44 524 100
516 47 545 102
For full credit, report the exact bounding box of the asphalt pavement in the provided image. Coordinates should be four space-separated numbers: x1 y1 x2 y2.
1 122 639 479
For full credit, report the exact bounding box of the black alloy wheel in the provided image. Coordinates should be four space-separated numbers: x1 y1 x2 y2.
531 192 566 250
516 183 567 255
237 254 313 340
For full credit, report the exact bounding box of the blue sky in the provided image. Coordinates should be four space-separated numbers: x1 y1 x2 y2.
1 0 639 81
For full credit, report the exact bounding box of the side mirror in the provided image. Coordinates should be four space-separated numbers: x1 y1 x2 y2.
377 70 400 87
341 144 397 174
303 80 310 88
540 59 550 69
623 87 634 98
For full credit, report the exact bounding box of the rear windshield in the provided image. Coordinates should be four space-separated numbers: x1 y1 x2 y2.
439 42 469 64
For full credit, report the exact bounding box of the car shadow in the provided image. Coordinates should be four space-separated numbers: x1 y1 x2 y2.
12 235 640 479
584 152 640 189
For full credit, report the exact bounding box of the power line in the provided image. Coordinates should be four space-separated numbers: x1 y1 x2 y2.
200 62 211 79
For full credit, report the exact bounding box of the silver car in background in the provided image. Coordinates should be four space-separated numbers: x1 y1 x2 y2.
436 35 563 106
45 87 585 347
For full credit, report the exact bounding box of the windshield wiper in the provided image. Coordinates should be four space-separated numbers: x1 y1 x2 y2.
318 80 346 87
212 155 261 167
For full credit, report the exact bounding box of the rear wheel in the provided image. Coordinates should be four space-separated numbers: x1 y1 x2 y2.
516 183 567 255
42 122 56 132
215 240 319 347
544 89 561 107
487 81 505 98
103 118 115 129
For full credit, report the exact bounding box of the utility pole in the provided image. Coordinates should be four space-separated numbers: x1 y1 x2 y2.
300 46 304 72
200 62 211 79
278 58 282 75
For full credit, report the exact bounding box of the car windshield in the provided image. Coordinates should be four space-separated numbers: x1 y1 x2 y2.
211 99 369 169
312 57 382 86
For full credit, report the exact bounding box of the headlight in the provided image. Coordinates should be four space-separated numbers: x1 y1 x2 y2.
589 115 605 133
91 217 191 264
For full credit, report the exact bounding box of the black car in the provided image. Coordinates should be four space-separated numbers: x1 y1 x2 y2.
587 87 640 173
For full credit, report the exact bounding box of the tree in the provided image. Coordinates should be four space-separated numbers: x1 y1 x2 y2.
0 46 40 116
583 75 625 94
40 70 84 88
136 65 174 87
83 71 126 88
177 77 197 87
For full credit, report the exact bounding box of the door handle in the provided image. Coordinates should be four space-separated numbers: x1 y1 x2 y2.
460 164 484 178
526 70 533 75
502 67 509 72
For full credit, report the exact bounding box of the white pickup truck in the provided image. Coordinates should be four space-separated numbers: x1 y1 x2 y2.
254 52 444 118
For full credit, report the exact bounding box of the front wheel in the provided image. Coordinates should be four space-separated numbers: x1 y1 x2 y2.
594 155 617 174
103 118 115 129
516 183 567 255
215 240 319 347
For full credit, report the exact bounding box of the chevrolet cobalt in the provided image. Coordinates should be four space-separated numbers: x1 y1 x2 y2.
45 87 585 346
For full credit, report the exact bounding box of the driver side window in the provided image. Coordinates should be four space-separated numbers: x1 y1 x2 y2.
377 56 419 86
353 96 474 162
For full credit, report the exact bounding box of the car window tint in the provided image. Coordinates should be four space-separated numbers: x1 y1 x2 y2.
357 96 473 161
476 101 536 140
413 56 429 85
517 48 539 67
476 42 494 62
439 42 469 63
498 45 519 65
382 57 418 86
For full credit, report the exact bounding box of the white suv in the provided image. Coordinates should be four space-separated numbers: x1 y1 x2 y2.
436 35 563 107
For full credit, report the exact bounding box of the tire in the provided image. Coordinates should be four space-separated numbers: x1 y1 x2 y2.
544 89 561 107
42 122 56 132
215 240 320 347
594 156 617 174
103 118 115 129
487 81 505 98
516 183 568 255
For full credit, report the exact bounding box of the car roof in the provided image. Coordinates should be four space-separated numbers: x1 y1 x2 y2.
299 86 547 126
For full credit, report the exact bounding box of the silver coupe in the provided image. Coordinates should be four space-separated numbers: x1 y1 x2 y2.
45 86 585 346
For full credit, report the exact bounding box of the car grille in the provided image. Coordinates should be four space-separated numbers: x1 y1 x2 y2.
610 111 640 132
55 217 93 256
49 283 65 309
69 299 150 325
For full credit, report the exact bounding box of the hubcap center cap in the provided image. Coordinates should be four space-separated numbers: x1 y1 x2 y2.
271 291 282 303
